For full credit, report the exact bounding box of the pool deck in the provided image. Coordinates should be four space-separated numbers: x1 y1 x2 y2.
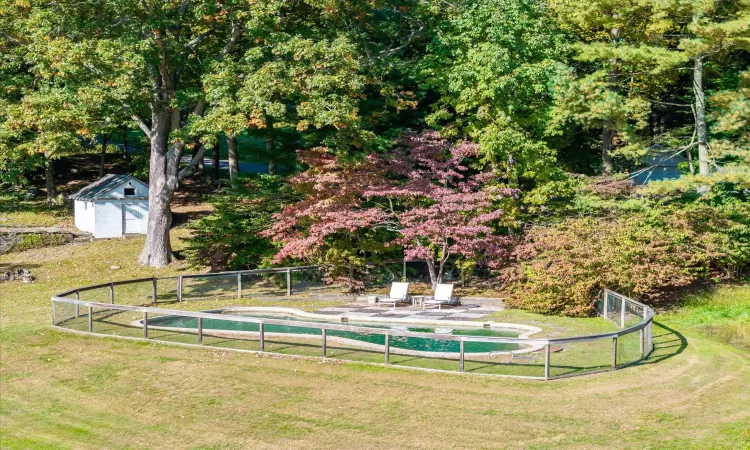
313 304 503 322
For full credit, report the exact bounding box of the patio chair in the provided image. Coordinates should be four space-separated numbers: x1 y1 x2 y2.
378 282 410 309
421 283 458 310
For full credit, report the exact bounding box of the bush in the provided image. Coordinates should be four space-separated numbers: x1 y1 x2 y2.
183 175 296 271
504 207 750 316
503 214 706 316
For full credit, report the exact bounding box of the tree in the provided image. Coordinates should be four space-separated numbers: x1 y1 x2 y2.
421 0 569 186
677 0 750 175
711 69 750 167
550 0 686 174
185 175 296 270
263 131 516 287
2 0 259 265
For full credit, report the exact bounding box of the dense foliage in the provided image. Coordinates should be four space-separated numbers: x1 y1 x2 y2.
184 176 295 271
503 180 750 316
262 131 516 286
1 0 749 313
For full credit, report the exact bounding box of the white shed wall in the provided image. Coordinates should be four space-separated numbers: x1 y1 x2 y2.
74 200 96 233
94 200 124 238
107 180 149 199
73 176 149 238
121 200 149 234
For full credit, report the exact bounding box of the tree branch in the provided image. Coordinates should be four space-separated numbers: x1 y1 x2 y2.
131 114 153 139
152 30 174 94
221 21 243 58
185 28 215 50
178 144 206 181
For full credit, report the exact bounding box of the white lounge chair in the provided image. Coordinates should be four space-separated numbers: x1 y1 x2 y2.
421 283 458 309
378 282 410 309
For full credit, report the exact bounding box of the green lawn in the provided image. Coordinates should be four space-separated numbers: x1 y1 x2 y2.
0 193 72 228
1 236 749 449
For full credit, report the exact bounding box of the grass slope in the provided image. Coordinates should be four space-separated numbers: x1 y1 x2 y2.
1 237 750 449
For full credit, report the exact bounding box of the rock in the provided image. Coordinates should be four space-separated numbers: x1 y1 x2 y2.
0 268 34 283
23 187 39 200
110 265 120 270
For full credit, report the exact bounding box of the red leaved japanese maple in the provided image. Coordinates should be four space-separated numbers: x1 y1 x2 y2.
263 131 516 286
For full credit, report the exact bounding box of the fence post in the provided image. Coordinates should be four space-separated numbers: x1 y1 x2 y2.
602 290 608 320
544 344 551 379
74 290 80 318
109 283 115 304
52 301 56 326
402 260 406 282
177 276 183 302
612 337 618 368
143 312 148 338
152 278 157 303
237 273 242 299
459 340 465 372
384 332 390 364
259 323 265 351
640 328 644 357
198 317 203 344
286 269 292 296
643 308 650 355
87 306 93 332
620 297 626 328
321 328 327 357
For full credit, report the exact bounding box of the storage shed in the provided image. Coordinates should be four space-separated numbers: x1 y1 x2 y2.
633 152 687 185
70 174 149 238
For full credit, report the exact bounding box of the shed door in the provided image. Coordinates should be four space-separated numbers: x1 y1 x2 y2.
122 203 141 234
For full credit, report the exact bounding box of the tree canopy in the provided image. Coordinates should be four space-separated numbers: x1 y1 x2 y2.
1 0 748 284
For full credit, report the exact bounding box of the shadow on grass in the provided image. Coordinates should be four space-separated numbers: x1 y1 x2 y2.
635 321 688 367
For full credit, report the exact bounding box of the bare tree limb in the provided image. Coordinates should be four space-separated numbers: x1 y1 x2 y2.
131 114 153 138
178 144 206 181
185 29 215 50
221 21 243 57
178 0 191 15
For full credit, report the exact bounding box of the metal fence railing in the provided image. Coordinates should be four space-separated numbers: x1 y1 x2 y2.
50 267 654 380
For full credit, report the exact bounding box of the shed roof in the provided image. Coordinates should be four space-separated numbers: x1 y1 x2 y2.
69 174 148 201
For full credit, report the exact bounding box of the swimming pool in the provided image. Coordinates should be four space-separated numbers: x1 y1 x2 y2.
147 310 531 354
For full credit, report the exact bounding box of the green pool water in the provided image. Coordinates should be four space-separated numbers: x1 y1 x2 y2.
148 312 527 353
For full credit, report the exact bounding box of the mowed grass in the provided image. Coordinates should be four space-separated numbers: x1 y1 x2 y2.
2 237 750 449
0 193 72 228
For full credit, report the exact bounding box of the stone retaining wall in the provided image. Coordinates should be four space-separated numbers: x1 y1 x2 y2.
0 227 92 254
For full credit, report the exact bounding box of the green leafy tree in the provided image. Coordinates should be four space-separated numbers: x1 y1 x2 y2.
550 0 687 174
422 0 569 188
677 0 750 175
185 175 297 270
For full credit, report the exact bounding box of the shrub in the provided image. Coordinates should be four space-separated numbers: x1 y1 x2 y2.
503 215 705 316
503 200 750 316
184 175 296 271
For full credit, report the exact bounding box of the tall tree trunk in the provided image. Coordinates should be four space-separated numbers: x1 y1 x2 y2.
44 155 56 201
99 134 108 178
693 56 710 176
212 138 220 180
227 135 239 180
265 115 276 175
138 108 177 267
602 28 619 176
602 124 615 175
